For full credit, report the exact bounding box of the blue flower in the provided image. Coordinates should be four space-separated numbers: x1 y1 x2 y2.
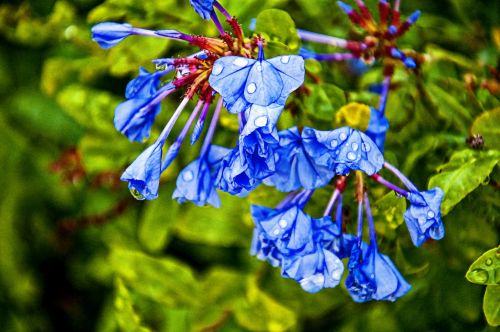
345 242 411 302
120 139 165 200
365 107 389 153
313 214 356 259
250 204 315 256
213 146 259 196
125 67 169 99
404 188 445 247
172 150 224 207
208 55 305 114
282 245 344 293
91 22 134 49
114 82 176 142
250 228 283 268
302 126 384 176
189 0 215 20
263 127 334 191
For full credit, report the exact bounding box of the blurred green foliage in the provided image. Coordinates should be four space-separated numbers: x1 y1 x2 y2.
0 0 499 331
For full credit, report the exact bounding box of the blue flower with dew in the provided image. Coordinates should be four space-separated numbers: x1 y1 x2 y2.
302 126 384 176
263 127 334 192
208 53 305 114
404 188 445 247
282 244 344 293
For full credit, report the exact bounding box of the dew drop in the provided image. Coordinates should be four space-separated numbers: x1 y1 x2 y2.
278 219 288 228
183 170 194 182
347 152 356 160
339 132 347 140
468 269 489 284
273 228 281 236
256 63 263 72
212 63 223 75
427 210 435 219
280 55 290 64
330 139 338 148
130 187 145 200
254 115 268 127
485 258 493 266
370 273 375 279
233 57 248 67
331 269 343 281
247 83 257 94
362 143 371 152
351 142 359 151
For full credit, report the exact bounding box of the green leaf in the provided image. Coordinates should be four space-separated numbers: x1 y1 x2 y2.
471 108 500 149
426 83 472 132
138 190 178 252
175 193 252 247
484 285 500 326
429 149 500 215
113 278 152 332
303 83 346 124
372 192 407 230
254 9 300 56
109 247 200 307
466 246 500 286
234 277 297 331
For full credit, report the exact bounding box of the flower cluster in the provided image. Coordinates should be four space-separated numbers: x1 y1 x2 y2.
92 0 445 301
92 0 304 205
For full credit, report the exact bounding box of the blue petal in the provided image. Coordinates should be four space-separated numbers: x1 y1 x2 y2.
189 0 215 20
345 242 411 302
282 246 344 293
214 147 259 196
252 205 314 254
209 55 305 113
125 67 164 99
120 140 164 200
114 83 175 142
365 107 389 153
312 216 357 259
263 127 334 191
172 157 220 207
241 104 283 138
250 228 282 267
404 188 445 247
91 22 134 49
302 126 384 176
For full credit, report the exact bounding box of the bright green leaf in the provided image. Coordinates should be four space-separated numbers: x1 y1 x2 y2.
254 9 300 56
429 149 500 215
466 246 500 286
484 285 500 326
471 108 500 149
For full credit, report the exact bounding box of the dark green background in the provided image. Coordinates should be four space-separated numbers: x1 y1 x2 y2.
0 0 498 331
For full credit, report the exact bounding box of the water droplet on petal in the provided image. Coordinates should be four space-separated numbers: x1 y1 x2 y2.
183 170 194 182
362 142 371 152
233 57 248 67
347 152 356 160
339 132 347 140
330 139 338 148
278 219 288 228
254 115 268 127
273 228 280 235
130 187 145 200
247 83 257 94
331 269 342 281
256 63 262 72
351 142 359 151
485 258 493 266
370 273 375 279
280 55 290 64
212 63 223 75
427 210 435 219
